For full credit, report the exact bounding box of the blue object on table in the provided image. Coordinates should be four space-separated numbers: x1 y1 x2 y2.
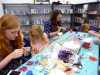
26 70 33 75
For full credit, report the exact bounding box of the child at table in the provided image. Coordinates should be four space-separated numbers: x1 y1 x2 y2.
29 25 49 55
0 14 26 74
81 18 90 32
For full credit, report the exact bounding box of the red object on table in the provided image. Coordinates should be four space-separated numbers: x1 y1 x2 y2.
19 66 27 72
89 56 97 62
82 42 91 49
64 68 72 72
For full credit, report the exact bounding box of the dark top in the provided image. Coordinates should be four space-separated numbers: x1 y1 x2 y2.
90 26 99 32
44 20 52 34
0 41 24 75
44 20 61 38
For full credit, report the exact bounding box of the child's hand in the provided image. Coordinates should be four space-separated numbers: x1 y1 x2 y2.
10 49 24 59
31 47 39 55
57 26 62 32
22 47 31 56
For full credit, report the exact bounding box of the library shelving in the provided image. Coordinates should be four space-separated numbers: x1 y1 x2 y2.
52 4 73 27
2 2 100 32
3 3 73 32
71 4 84 31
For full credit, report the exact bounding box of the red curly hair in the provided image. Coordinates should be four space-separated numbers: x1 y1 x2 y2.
0 14 23 59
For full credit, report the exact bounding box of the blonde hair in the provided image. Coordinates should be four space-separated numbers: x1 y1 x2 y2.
0 14 23 58
29 25 46 44
81 18 90 32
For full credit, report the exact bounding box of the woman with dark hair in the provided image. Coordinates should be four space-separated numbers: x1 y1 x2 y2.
44 10 62 37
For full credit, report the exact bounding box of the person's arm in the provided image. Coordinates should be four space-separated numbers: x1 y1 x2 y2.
49 26 61 37
88 30 100 38
44 21 61 37
0 49 24 70
43 33 49 44
94 39 100 44
49 31 59 37
0 54 13 70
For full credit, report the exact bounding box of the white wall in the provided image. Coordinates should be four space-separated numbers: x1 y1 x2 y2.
50 0 97 4
2 0 98 4
3 0 33 3
67 0 97 4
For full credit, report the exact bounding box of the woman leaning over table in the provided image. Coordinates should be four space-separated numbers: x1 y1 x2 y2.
44 10 62 38
0 14 28 74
